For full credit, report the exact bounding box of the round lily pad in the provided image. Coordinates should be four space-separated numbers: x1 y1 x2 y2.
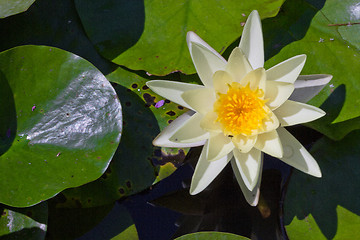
0 45 122 207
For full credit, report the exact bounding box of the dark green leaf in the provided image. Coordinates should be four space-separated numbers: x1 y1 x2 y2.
0 0 116 74
0 45 122 207
284 130 360 239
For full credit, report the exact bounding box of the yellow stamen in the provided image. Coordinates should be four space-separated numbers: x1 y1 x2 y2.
214 82 269 136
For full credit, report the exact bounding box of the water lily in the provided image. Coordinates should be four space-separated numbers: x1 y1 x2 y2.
147 10 331 206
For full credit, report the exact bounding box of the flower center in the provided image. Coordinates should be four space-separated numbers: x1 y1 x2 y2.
214 82 268 136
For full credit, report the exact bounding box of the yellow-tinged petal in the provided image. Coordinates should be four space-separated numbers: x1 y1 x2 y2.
226 47 253 82
190 142 232 195
274 100 325 126
239 10 264 69
240 67 266 92
200 111 222 133
266 55 306 84
277 127 321 177
187 32 227 87
233 148 262 191
207 133 234 162
153 111 206 148
290 74 333 103
254 130 283 158
231 156 262 206
146 80 203 110
265 81 294 110
213 70 233 94
181 87 216 115
169 112 209 143
258 110 279 134
232 134 257 153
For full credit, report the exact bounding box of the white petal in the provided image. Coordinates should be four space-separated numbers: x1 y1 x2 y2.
226 47 253 82
232 134 257 153
261 110 280 133
277 127 321 177
231 156 262 206
181 87 216 114
153 111 206 148
207 133 234 162
187 31 227 87
266 55 306 84
200 111 222 133
254 130 283 158
239 10 264 69
190 142 232 195
147 80 203 110
169 112 209 143
240 67 266 91
233 148 262 191
290 74 333 103
265 81 294 110
213 70 233 94
274 100 325 126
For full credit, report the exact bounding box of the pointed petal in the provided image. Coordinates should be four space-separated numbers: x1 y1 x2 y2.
277 127 321 177
233 148 262 190
266 55 306 84
255 130 283 158
226 47 253 82
147 80 202 110
232 134 257 153
169 112 209 143
265 81 294 110
200 111 222 133
207 133 234 161
187 31 227 87
239 10 264 69
190 143 232 195
213 70 233 94
181 88 216 115
290 74 333 103
231 156 262 206
274 100 325 126
153 111 206 148
240 67 266 91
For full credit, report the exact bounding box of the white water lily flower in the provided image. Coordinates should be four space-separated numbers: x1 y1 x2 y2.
147 10 331 206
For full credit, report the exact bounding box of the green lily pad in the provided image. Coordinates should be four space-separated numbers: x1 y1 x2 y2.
0 45 122 207
264 0 360 136
57 67 192 207
284 130 360 239
0 202 47 239
175 232 250 240
75 0 285 75
0 0 35 18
